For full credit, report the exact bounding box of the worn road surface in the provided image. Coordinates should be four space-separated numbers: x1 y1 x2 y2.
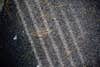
0 0 100 67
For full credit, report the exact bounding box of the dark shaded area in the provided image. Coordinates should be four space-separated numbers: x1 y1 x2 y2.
0 0 37 67
0 6 16 67
0 1 17 66
95 0 100 67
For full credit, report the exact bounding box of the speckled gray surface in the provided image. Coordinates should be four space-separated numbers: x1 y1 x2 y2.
0 0 100 67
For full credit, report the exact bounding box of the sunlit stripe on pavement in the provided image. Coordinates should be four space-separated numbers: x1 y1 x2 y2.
24 0 54 67
33 0 65 67
13 0 42 67
48 3 76 67
60 10 85 64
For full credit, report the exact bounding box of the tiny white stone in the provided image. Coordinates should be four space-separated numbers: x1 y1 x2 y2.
52 17 57 21
13 35 17 40
37 65 40 67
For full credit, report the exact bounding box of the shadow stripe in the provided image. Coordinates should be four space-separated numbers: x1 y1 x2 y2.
60 10 85 64
24 0 54 67
47 3 76 67
13 0 42 67
33 0 65 67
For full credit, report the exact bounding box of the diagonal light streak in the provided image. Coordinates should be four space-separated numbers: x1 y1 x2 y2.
60 10 85 64
69 4 85 39
47 3 76 67
24 0 54 67
33 0 65 67
13 0 42 67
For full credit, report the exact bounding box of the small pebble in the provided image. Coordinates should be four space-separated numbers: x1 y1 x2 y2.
13 35 17 40
37 65 40 67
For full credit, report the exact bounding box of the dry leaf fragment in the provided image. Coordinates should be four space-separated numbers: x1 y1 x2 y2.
32 28 53 38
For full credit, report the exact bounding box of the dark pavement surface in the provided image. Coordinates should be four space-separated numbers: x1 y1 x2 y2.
0 0 100 67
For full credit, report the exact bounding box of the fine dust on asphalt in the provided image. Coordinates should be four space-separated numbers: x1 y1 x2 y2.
1 0 100 67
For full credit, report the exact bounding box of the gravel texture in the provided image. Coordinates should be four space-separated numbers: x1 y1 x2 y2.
0 0 100 67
